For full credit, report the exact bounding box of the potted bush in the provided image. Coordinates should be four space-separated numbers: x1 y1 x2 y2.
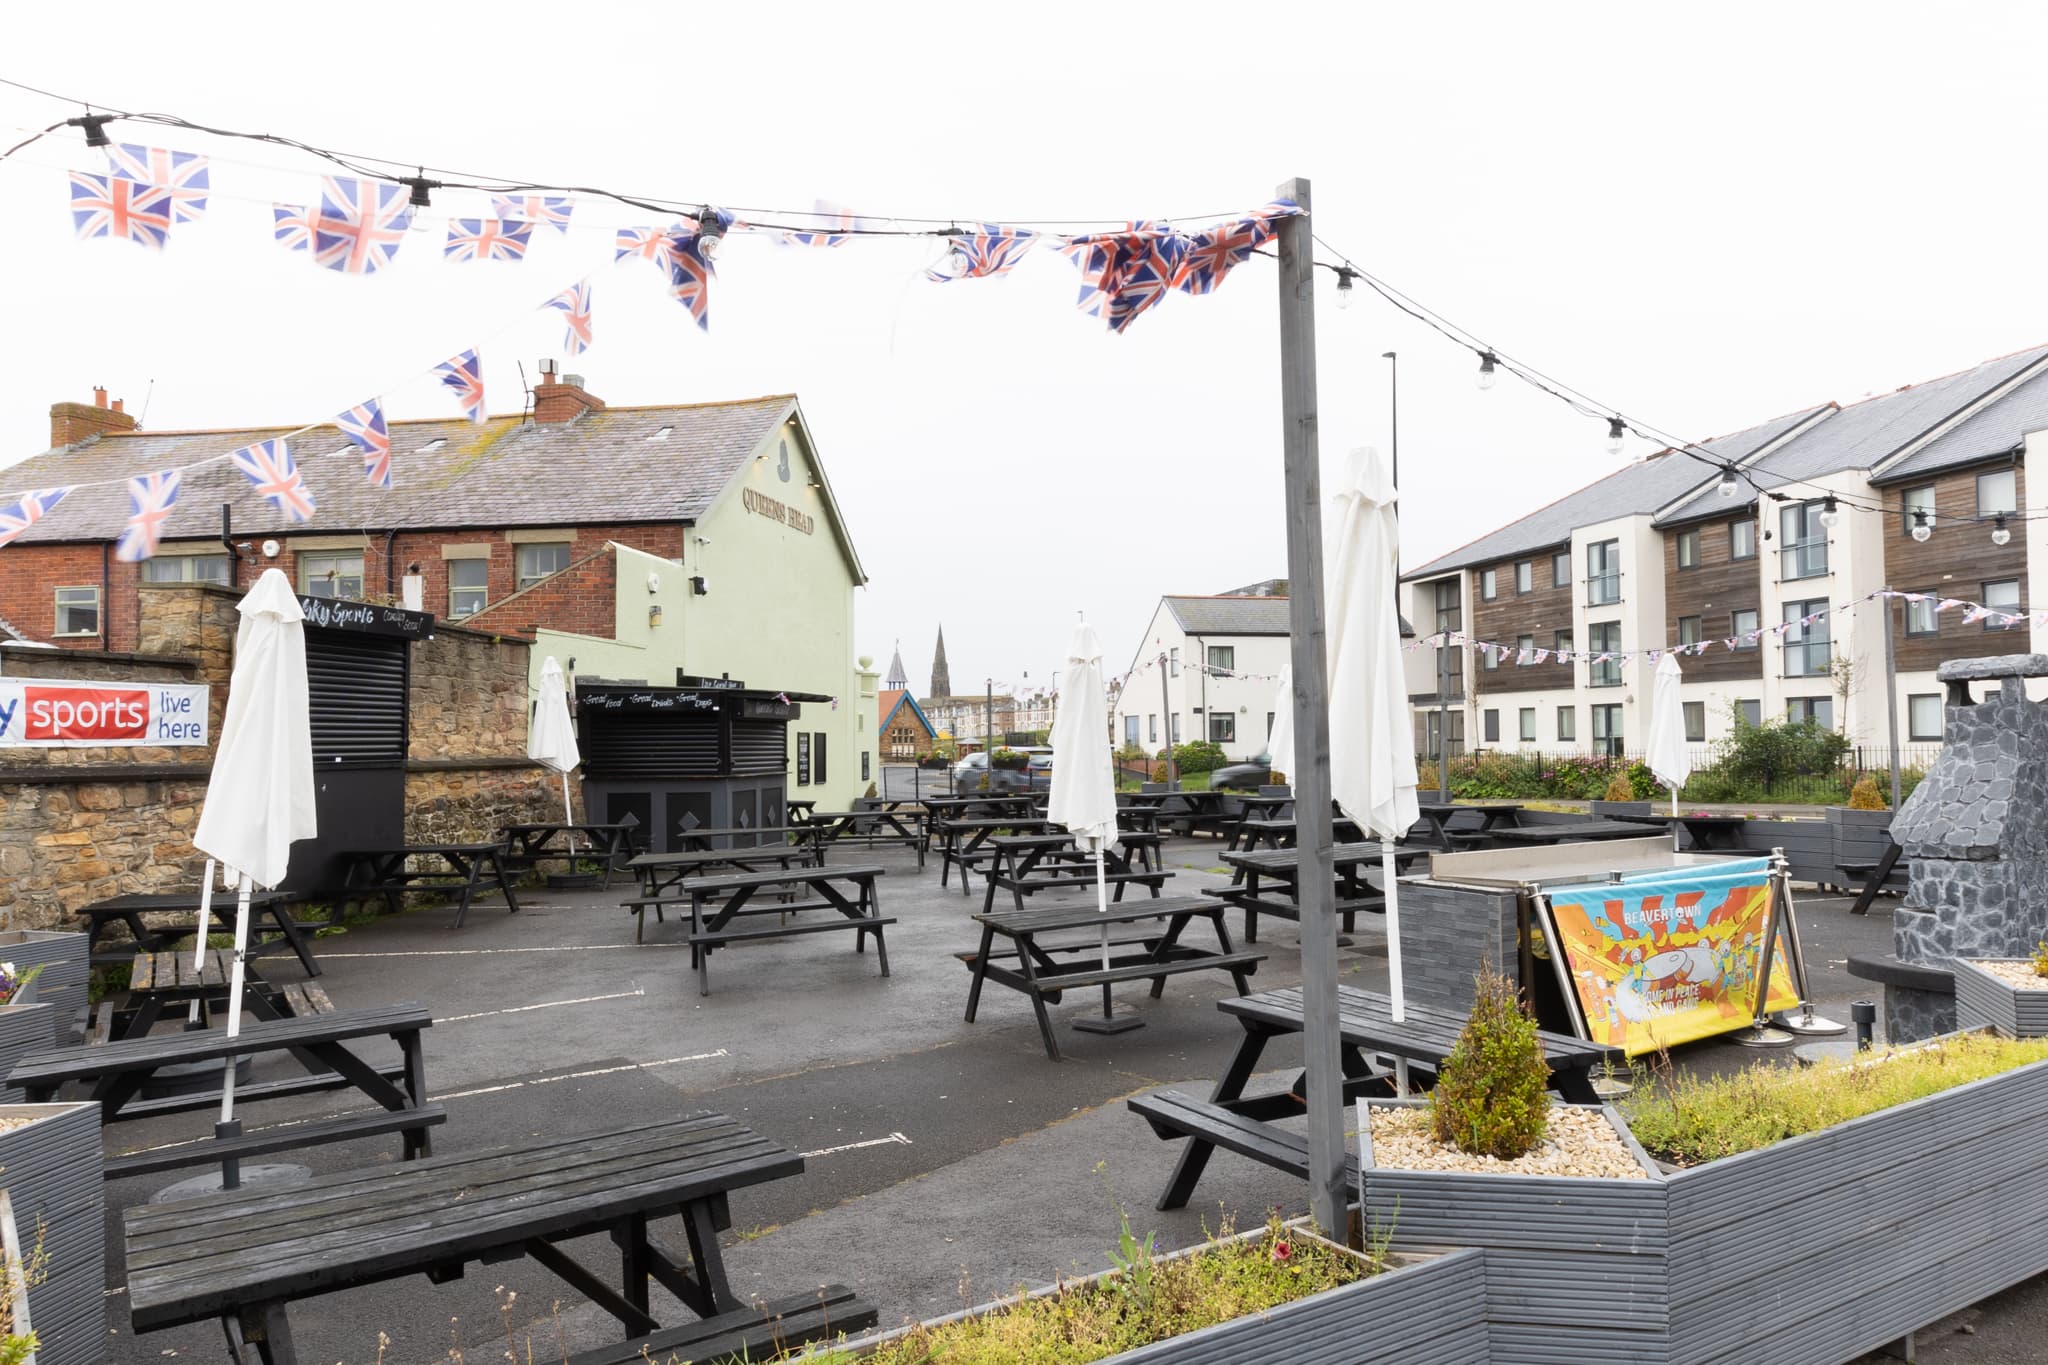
0 1102 103 1365
1953 942 2048 1037
1828 775 1893 878
0 932 87 1048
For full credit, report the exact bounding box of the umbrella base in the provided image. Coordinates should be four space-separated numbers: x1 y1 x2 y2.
1072 1013 1145 1036
151 1162 310 1203
1734 1023 1797 1048
1776 1007 1848 1036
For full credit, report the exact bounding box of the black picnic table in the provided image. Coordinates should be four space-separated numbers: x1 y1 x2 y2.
1610 811 1767 853
102 949 334 1042
1488 821 1670 847
1228 814 1366 859
335 843 522 928
934 815 1058 892
498 821 641 889
803 804 928 866
921 794 1038 822
123 1111 807 1364
1213 841 1434 942
623 846 820 939
1414 800 1525 850
1222 793 1294 849
976 834 1175 916
76 890 321 976
1130 984 1625 1209
674 865 894 996
1126 789 1231 836
963 896 1265 1060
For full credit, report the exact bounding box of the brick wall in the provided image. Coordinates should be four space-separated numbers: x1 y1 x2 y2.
395 525 681 632
461 544 619 638
0 544 147 652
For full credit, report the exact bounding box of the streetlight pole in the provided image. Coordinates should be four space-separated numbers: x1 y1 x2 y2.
1382 350 1398 495
1158 653 1178 790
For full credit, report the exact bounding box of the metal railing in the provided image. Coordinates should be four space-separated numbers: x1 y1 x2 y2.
1584 571 1622 606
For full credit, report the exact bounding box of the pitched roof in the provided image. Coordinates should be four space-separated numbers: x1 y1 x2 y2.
1405 405 1829 579
879 689 936 738
1872 364 2048 484
0 395 798 544
0 611 32 643
1162 595 1292 635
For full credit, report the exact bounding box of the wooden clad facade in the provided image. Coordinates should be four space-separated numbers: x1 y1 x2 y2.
1881 459 2030 673
1470 547 1575 695
1661 513 1766 682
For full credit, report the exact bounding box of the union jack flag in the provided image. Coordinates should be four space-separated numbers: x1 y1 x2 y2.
665 228 716 330
546 280 594 356
615 225 680 268
1057 223 1188 334
68 173 172 250
106 142 210 223
1177 210 1283 296
444 217 534 263
779 199 868 248
312 176 412 276
273 203 314 253
335 399 393 489
115 470 181 563
0 488 71 549
491 195 574 233
436 349 488 424
927 223 1038 282
231 439 316 523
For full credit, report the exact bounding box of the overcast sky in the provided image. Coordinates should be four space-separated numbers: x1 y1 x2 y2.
4 3 2045 696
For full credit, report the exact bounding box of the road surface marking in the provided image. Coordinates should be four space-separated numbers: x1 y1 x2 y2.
438 988 645 1023
802 1132 912 1158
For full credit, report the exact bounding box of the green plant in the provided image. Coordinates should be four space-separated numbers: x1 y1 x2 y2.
1107 1206 1158 1312
1846 775 1887 810
1601 771 1636 803
2033 941 2048 981
1170 740 1228 775
990 748 1029 771
0 963 44 1007
1427 966 1552 1160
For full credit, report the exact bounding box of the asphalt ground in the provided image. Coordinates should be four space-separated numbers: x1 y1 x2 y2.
85 832 2041 1365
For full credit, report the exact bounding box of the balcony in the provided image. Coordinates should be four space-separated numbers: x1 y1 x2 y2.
1585 572 1622 607
1780 538 1829 581
1782 638 1831 678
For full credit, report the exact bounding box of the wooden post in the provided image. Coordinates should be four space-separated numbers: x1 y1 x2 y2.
1881 584 1902 807
1274 176 1345 1236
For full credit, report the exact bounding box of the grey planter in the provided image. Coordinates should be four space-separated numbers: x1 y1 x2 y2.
0 932 87 1048
1590 799 1653 818
1740 818 1834 884
0 1103 104 1365
829 1220 1486 1364
0 1007 53 1104
1952 958 2048 1037
1828 806 1894 873
1357 1047 2048 1365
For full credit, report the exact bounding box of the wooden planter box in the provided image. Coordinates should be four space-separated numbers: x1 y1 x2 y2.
1739 818 1834 885
0 1006 53 1104
0 932 88 1048
1357 1050 2048 1364
1828 806 1894 875
1952 959 2048 1037
826 1221 1486 1364
0 1103 104 1365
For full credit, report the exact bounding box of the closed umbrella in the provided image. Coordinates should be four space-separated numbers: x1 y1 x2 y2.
1325 446 1421 1023
1046 622 1131 1035
528 656 581 842
190 568 317 1183
1647 651 1691 820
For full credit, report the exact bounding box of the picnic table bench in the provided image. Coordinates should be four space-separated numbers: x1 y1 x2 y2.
10 1001 440 1180
498 821 641 890
804 805 927 866
962 897 1265 1061
123 1112 829 1365
334 843 522 929
977 834 1175 916
1845 841 1908 915
1611 812 1769 853
1213 841 1433 942
1489 822 1671 847
98 950 335 1042
674 865 893 996
1221 793 1294 851
1414 800 1525 851
564 1285 878 1365
76 891 321 976
1129 984 1624 1208
934 815 1058 892
627 843 818 907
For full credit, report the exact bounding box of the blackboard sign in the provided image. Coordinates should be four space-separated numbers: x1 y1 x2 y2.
297 595 434 640
677 674 746 691
796 732 811 786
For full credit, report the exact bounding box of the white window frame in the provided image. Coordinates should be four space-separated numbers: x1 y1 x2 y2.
141 553 232 585
300 551 365 600
449 558 489 618
516 541 573 590
1908 693 1943 742
53 585 100 637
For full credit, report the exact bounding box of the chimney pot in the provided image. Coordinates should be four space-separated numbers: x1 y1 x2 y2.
564 374 584 390
94 387 108 409
111 398 125 414
539 359 559 378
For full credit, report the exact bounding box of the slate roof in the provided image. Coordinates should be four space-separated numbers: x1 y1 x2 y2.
1405 404 1830 579
1873 363 2048 484
1162 595 1293 635
0 395 798 544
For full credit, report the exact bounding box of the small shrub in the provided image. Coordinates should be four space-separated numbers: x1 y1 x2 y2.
1602 771 1636 803
1428 966 1552 1160
990 748 1028 771
1171 740 1228 775
2032 941 2048 981
1845 775 1886 810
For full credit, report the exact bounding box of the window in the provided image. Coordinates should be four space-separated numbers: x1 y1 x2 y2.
1782 599 1830 676
1677 616 1702 646
1148 714 1157 743
1556 706 1576 742
1586 540 1620 604
142 554 231 584
1983 578 2022 630
1901 486 1936 536
1206 645 1234 673
1124 716 1139 745
1518 708 1536 742
1481 643 1499 670
1909 694 1943 742
1588 622 1622 687
1421 709 1466 760
516 542 571 589
1433 578 1461 632
1554 629 1574 658
1483 709 1500 743
1208 712 1236 744
1730 519 1756 560
53 586 99 636
813 732 827 784
1780 501 1828 579
1677 529 1700 569
1170 713 1181 743
448 559 488 618
1786 696 1834 728
1738 699 1762 727
1552 550 1571 588
1978 469 2018 517
1516 633 1534 665
1169 648 1179 677
1683 701 1705 742
300 552 364 599
1732 608 1760 648
1905 593 1938 637
1481 568 1498 601
1591 703 1623 757
1515 561 1533 594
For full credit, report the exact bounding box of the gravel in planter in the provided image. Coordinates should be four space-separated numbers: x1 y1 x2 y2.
1365 1102 1650 1180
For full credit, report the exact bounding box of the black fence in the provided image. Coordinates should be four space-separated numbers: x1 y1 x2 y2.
1428 744 1943 808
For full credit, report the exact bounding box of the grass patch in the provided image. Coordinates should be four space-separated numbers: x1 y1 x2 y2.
1623 1033 2048 1167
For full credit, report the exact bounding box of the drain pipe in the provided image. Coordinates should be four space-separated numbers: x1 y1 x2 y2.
384 529 398 597
219 503 243 591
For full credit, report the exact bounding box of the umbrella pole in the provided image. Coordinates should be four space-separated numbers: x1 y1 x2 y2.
1072 840 1142 1035
188 859 216 1028
218 870 254 1189
562 770 578 854
1383 846 1413 1096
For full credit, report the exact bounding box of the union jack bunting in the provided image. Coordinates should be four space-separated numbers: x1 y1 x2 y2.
436 349 488 423
106 142 210 223
1177 200 1299 297
1936 598 1966 613
444 217 534 264
926 223 1039 282
0 488 71 549
491 195 574 233
68 173 172 250
1057 223 1188 334
779 199 868 248
231 439 316 523
1962 605 1992 625
273 204 314 253
335 400 392 489
116 470 181 563
545 280 594 356
663 222 724 330
615 225 681 268
312 176 412 276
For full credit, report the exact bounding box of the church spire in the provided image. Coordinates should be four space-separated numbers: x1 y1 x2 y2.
930 625 952 699
884 640 908 691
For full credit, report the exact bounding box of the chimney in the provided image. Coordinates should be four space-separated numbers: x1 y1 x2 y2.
533 360 605 425
50 386 139 447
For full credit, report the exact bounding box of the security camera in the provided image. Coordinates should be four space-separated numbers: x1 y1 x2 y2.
646 572 662 593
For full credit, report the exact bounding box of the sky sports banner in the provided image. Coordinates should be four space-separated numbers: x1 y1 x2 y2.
0 679 210 748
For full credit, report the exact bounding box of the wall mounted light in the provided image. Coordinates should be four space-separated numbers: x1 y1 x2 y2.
261 539 281 559
648 604 663 627
691 575 708 596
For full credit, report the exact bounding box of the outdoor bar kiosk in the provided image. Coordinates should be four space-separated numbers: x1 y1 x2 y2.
574 678 829 853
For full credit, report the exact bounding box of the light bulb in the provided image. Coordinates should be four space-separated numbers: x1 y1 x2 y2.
1820 497 1840 528
1606 417 1626 456
1335 267 1356 309
1911 512 1932 544
1476 351 1498 391
1993 516 2012 547
1717 468 1739 498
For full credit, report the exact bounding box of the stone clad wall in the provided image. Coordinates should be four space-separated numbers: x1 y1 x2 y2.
404 619 559 841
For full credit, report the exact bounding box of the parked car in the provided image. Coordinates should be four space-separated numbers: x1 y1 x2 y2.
1210 753 1274 791
950 751 990 784
1026 754 1054 779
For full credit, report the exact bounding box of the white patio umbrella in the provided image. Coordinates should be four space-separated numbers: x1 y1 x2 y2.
1647 651 1692 820
1046 621 1127 1033
528 656 581 842
1324 446 1421 1024
191 568 317 1154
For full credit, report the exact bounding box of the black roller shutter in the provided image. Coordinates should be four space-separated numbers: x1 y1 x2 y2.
730 720 790 776
580 712 722 779
305 629 409 766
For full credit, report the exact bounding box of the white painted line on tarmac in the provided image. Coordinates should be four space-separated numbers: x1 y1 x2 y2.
802 1132 912 1159
312 943 685 959
437 1049 730 1100
438 988 645 1023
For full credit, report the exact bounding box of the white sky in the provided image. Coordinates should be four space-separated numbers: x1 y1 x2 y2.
4 2 2046 695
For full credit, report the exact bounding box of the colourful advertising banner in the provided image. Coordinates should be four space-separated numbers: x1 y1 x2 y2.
0 679 210 748
1541 858 1800 1056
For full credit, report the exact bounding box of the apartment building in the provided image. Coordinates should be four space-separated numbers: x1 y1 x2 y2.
1115 590 1293 760
1402 344 2048 757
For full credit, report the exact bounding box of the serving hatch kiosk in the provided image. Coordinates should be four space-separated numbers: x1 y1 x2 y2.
573 679 831 853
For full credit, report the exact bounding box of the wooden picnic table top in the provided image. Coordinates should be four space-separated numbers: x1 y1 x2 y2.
128 948 243 993
10 1001 431 1089
1223 841 1432 873
81 890 292 914
1488 822 1668 844
124 1111 800 1333
675 864 887 895
629 846 808 869
667 825 805 839
1223 984 1618 1070
803 808 920 821
934 816 1057 831
975 895 1228 936
343 842 503 858
1415 800 1526 813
